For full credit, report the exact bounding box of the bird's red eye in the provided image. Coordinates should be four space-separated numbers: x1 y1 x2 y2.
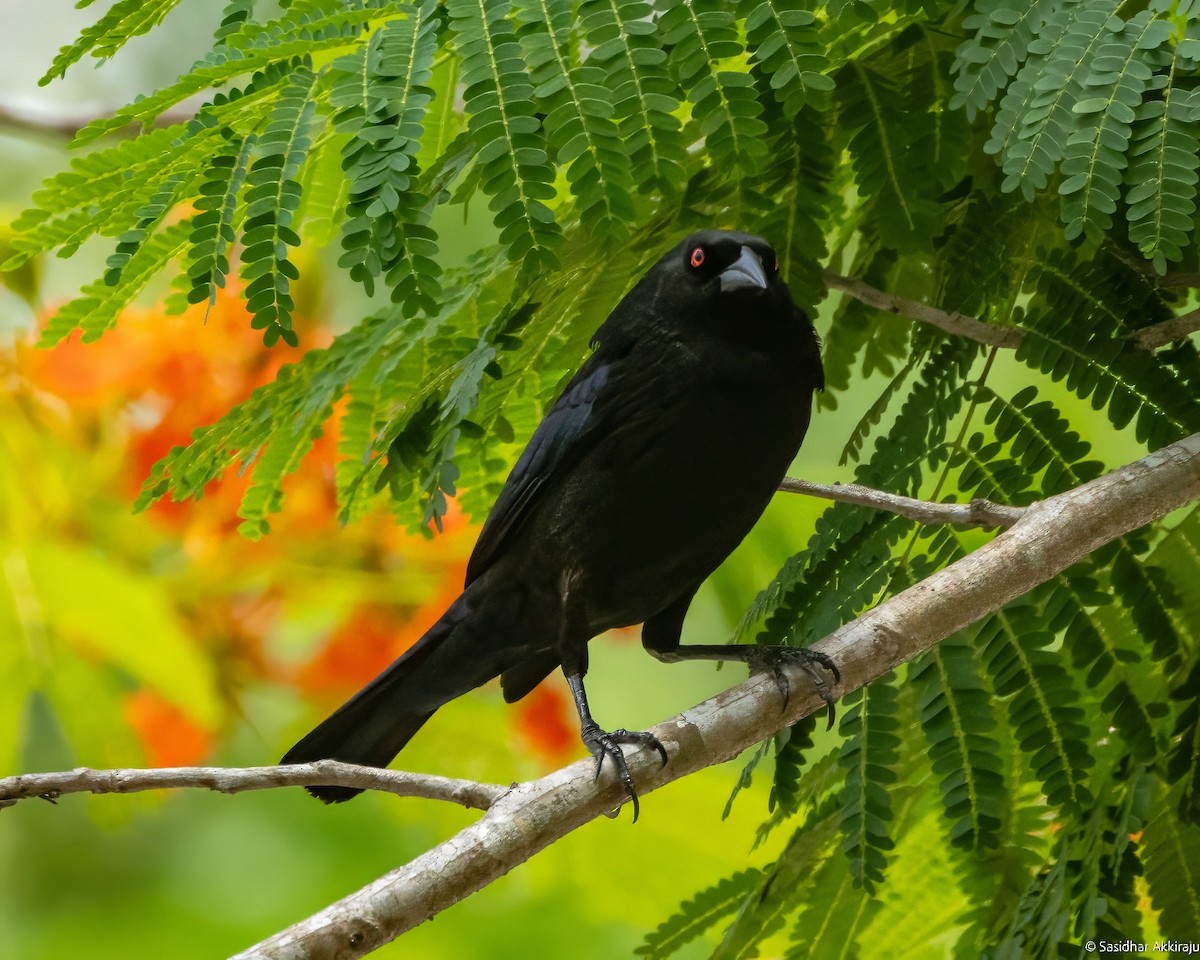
690 247 705 268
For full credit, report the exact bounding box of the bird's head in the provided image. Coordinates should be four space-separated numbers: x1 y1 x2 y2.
637 230 805 349
591 228 817 365
673 229 781 299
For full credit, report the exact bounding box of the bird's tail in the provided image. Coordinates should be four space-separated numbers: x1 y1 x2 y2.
280 583 504 802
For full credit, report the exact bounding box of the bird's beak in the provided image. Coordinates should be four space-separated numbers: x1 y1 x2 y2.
718 245 769 293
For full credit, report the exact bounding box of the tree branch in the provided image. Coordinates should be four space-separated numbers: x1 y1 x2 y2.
231 433 1200 960
1107 245 1200 289
1127 306 1200 351
0 761 506 812
824 270 1199 353
778 477 1025 528
0 101 197 139
822 270 1025 349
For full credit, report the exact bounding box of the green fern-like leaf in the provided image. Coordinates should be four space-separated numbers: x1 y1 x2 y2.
447 0 562 271
1021 248 1200 448
1143 792 1200 941
332 4 441 314
838 676 902 893
102 167 200 287
579 0 686 193
239 63 320 346
713 803 841 959
136 308 414 514
912 631 1007 850
38 221 193 347
840 352 923 466
5 118 224 270
785 830 881 959
215 0 257 43
1059 11 1173 242
1125 45 1200 273
514 0 636 239
906 23 975 193
951 0 1056 120
769 715 818 816
657 0 767 171
635 869 765 959
993 0 1118 201
1151 508 1200 656
1041 571 1160 761
973 603 1095 814
72 5 379 146
741 1 833 118
978 384 1105 494
1167 662 1200 824
185 132 256 311
838 62 941 247
40 0 187 84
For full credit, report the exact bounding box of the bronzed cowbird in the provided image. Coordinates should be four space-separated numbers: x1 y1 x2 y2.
282 230 834 814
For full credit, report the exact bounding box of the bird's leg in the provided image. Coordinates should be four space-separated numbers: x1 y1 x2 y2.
642 596 840 727
557 571 666 821
564 673 668 823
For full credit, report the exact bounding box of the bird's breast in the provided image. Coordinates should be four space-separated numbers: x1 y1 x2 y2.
547 362 813 629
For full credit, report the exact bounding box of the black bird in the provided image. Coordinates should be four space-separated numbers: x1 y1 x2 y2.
282 229 835 814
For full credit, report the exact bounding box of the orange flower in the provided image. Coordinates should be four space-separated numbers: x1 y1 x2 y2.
123 689 213 768
514 681 576 765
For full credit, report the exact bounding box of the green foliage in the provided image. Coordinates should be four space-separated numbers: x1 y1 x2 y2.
742 2 832 119
238 63 320 347
185 132 256 312
837 677 902 893
1145 785 1200 940
40 0 187 84
912 631 1007 851
636 868 765 959
447 0 562 269
331 3 441 312
958 0 1200 267
514 0 634 239
15 0 1200 956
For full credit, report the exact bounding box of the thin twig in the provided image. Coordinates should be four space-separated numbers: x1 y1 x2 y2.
779 477 1024 529
0 761 507 812
0 101 197 139
824 271 1200 353
823 270 1025 349
1107 245 1200 289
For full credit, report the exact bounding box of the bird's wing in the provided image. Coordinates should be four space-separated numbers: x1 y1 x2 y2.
465 351 617 585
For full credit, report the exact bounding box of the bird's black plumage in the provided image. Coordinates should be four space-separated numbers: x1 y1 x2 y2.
281 230 831 811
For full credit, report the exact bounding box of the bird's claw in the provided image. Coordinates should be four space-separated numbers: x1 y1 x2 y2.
746 646 841 729
581 726 668 823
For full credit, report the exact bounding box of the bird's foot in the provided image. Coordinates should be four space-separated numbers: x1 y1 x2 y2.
745 646 841 728
580 724 668 823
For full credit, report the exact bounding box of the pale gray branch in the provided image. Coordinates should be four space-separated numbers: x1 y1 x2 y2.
0 761 506 812
234 433 1200 960
823 270 1025 349
779 477 1025 528
823 271 1199 353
